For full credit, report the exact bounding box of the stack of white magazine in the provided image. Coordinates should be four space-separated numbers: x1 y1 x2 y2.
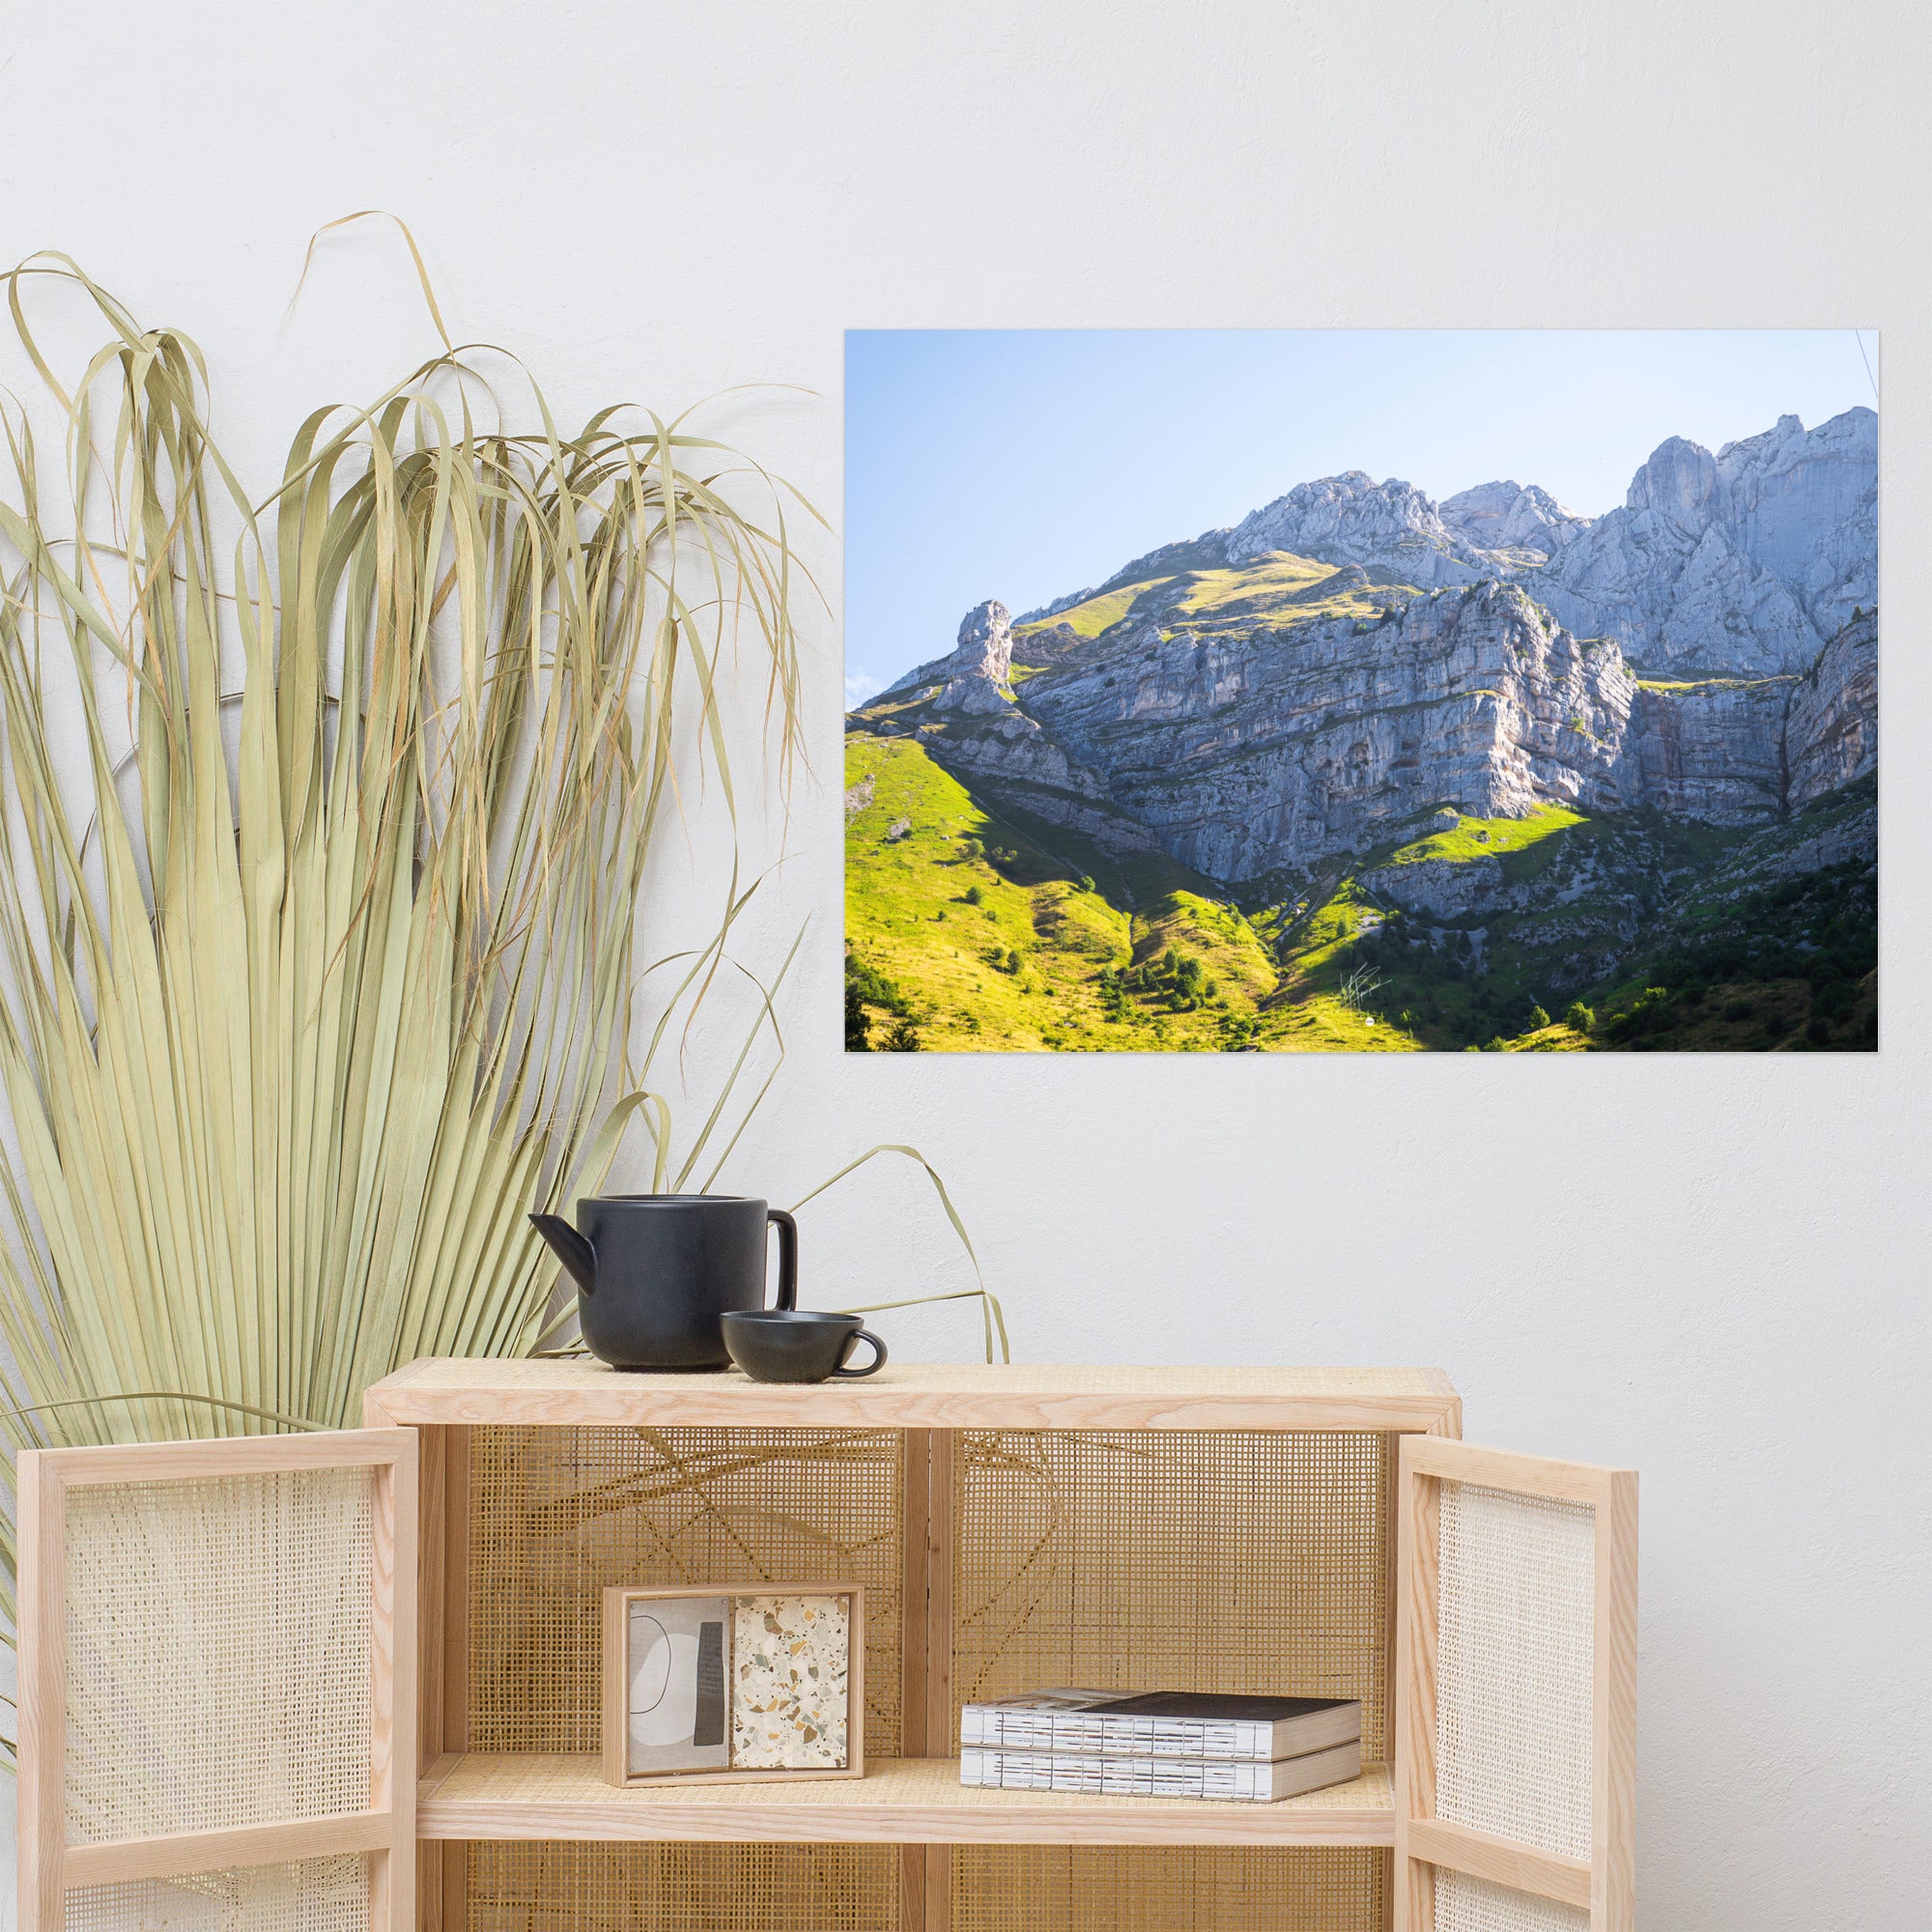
958 1689 1362 1804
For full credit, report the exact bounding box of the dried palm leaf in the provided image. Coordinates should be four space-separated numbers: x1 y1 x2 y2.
0 249 997 1769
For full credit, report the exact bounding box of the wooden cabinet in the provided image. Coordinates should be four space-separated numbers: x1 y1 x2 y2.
17 1363 1634 1932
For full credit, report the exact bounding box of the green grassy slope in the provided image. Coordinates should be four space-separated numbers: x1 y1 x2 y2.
1013 580 1172 640
846 737 1875 1052
844 735 1281 1051
1008 553 1398 658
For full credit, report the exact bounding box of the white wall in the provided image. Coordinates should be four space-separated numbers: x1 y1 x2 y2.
4 2 1927 1925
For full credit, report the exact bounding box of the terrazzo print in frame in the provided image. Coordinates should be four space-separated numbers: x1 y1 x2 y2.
731 1593 854 1771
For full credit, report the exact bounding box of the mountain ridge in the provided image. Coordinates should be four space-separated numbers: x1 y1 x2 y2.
848 410 1877 1052
1008 407 1874 672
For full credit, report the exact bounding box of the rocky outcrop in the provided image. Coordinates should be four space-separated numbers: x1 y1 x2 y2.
1009 619 1087 671
1220 472 1497 586
992 412 1874 688
1015 584 1098 625
1785 609 1877 806
1440 480 1590 557
1360 854 1505 920
860 576 1879 886
1722 411 1877 639
1521 410 1876 675
879 600 1015 711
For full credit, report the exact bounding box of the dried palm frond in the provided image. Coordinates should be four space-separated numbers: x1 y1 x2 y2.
0 249 846 1763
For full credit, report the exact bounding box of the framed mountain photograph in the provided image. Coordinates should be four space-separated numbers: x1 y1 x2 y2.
843 329 1877 1053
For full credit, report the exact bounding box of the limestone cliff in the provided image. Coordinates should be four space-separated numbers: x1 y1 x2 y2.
856 568 1877 889
851 412 1876 891
1785 608 1878 806
1520 410 1876 674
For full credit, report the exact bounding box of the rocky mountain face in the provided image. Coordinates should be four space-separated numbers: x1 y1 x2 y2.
1785 607 1878 805
1220 472 1504 584
1439 479 1592 555
1008 408 1874 668
1018 582 1636 881
854 411 1876 891
863 581 1875 882
1524 412 1876 674
880 599 1016 713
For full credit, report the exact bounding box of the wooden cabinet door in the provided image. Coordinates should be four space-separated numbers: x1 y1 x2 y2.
16 1429 417 1932
1395 1438 1636 1932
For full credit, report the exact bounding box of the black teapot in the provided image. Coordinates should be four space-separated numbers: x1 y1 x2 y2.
529 1194 797 1371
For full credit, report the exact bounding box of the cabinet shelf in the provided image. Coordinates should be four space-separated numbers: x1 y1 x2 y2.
367 1356 1463 1434
415 1752 1396 1848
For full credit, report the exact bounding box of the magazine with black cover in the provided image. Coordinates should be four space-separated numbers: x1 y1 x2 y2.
957 1688 1361 1762
958 1737 1363 1803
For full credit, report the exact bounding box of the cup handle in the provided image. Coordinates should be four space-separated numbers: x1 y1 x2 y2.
767 1208 798 1311
832 1328 888 1378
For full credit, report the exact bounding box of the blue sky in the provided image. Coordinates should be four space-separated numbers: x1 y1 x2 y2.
844 328 1877 704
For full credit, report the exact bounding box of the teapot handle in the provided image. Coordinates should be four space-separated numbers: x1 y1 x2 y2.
767 1208 798 1311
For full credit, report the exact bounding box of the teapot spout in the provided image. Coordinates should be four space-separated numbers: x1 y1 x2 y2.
529 1212 598 1295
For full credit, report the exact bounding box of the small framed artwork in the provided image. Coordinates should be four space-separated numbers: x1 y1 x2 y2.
601 1583 865 1787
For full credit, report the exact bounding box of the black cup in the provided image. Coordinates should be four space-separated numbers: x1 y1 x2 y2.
721 1310 888 1384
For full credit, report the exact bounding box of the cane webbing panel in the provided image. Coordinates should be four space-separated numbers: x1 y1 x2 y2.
62 1469 375 1842
468 1427 903 1756
466 1841 897 1932
1435 1481 1594 1861
63 1856 370 1932
953 1431 1392 1759
953 1847 1387 1932
1434 1870 1589 1932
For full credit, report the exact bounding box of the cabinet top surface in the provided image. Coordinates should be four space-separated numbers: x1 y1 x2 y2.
364 1357 1460 1431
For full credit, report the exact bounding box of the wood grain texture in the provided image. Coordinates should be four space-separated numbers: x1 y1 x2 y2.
1392 1435 1441 1932
1406 1817 1593 1910
1402 1437 1624 1508
925 1839 952 1932
1595 1469 1640 1932
61 1810 391 1887
410 1421 447 1778
899 1430 955 1931
415 1752 1396 1847
900 1430 932 1760
384 1416 466 1932
362 1358 1463 1433
441 1426 470 1752
15 1453 65 1932
899 1843 927 1932
373 1439 418 1932
417 1841 466 1932
38 1429 412 1483
923 1431 955 1932
602 1585 629 1787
